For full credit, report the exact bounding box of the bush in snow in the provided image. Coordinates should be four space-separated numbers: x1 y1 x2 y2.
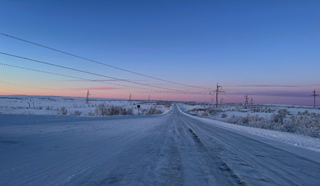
45 106 53 110
202 111 209 117
225 111 320 138
58 107 68 115
278 109 289 116
88 110 95 116
95 103 133 116
221 113 228 118
189 107 222 117
280 115 320 138
72 110 82 116
156 101 172 109
140 109 147 115
146 106 163 115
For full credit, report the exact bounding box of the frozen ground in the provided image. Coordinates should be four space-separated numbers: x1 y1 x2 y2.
181 102 320 118
0 95 170 116
1 104 320 185
181 102 320 138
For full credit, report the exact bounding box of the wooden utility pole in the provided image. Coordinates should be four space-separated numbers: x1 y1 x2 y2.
244 95 249 106
311 90 318 108
211 83 224 108
86 90 90 103
129 93 131 105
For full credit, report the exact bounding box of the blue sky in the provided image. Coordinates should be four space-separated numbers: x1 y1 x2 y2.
0 0 319 105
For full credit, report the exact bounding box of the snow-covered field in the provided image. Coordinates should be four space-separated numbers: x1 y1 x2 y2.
180 102 320 138
181 102 320 118
1 104 320 185
1 96 320 185
0 95 171 116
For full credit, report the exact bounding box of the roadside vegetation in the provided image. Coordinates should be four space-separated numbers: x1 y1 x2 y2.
185 103 320 138
0 96 172 117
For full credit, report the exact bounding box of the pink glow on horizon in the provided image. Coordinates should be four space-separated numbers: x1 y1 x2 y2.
0 84 318 106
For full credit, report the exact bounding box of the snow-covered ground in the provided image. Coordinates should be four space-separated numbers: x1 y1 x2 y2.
177 104 320 153
181 102 320 118
1 103 320 185
180 102 320 138
0 95 171 116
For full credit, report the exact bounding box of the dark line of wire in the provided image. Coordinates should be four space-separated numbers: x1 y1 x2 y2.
0 32 212 90
0 52 207 95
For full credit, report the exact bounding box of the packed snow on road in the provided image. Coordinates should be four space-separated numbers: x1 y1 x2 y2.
1 100 320 185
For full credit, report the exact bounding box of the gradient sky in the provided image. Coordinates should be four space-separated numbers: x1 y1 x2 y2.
1 0 319 105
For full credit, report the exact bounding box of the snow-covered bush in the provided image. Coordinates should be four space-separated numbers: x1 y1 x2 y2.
95 103 133 116
221 113 228 118
72 110 82 116
189 107 222 116
45 106 52 110
146 106 163 115
88 110 95 116
58 107 68 115
156 101 172 109
202 111 209 116
140 109 147 115
281 115 320 138
225 111 320 138
206 108 223 115
278 109 289 116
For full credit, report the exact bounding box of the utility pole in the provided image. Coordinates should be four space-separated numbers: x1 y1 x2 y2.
129 93 131 105
244 95 249 106
311 90 318 108
86 90 90 103
250 98 253 106
211 83 224 108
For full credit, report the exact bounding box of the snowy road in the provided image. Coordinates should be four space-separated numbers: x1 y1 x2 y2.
1 104 320 186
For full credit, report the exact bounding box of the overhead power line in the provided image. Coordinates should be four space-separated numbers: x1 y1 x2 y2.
0 52 206 95
0 32 212 90
0 62 208 95
0 62 173 94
